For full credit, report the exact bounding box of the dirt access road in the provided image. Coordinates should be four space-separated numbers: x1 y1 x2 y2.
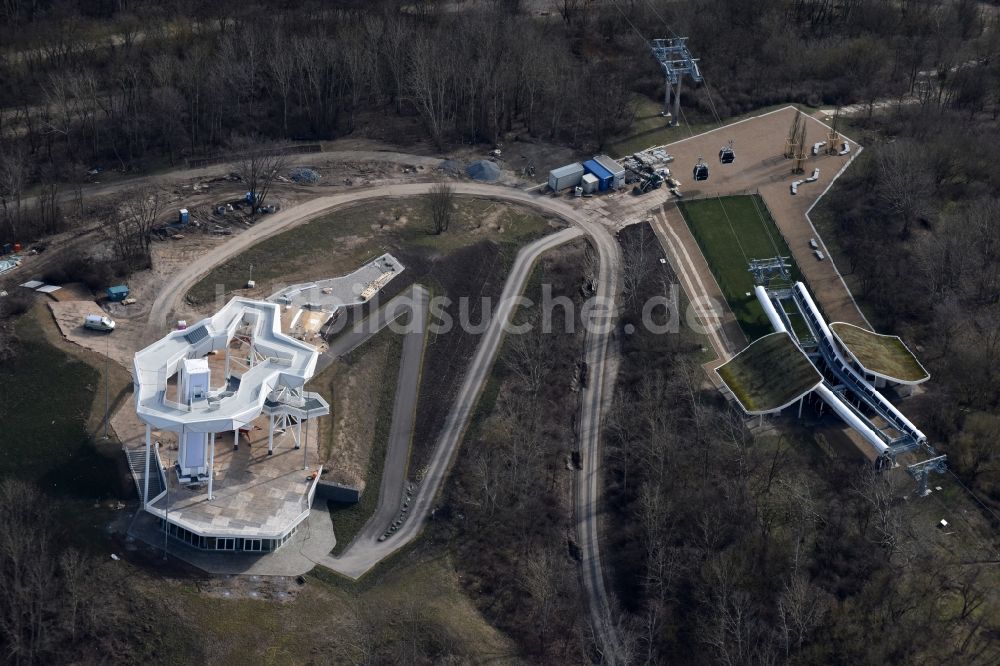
143 179 626 659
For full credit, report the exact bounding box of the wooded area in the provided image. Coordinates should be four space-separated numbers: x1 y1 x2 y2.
605 224 999 665
2 1 1000 663
5 0 1000 243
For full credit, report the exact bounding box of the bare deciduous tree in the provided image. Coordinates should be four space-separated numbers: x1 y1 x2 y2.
426 182 455 235
0 147 27 238
106 184 162 273
621 222 656 309
876 140 934 235
232 139 289 213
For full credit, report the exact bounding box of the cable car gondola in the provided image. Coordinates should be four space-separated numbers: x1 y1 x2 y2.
693 158 709 182
719 140 735 164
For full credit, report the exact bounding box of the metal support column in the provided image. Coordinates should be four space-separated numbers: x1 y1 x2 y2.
295 416 302 450
798 396 804 419
233 427 239 450
268 413 274 456
673 76 682 126
143 424 151 506
303 418 309 470
208 433 215 500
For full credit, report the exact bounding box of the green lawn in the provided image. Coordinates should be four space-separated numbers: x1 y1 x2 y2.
0 314 120 498
678 194 802 341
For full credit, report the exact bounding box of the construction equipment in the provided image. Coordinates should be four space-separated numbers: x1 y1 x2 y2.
624 161 665 195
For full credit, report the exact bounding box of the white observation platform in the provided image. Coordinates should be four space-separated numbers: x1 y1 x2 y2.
131 297 330 553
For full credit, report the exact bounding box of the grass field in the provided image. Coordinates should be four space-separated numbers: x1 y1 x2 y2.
678 194 802 341
188 197 552 306
0 311 124 499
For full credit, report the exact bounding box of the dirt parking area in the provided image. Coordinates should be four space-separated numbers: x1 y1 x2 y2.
48 300 137 368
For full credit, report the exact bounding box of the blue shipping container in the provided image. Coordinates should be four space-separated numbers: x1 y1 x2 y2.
106 285 130 301
583 159 614 191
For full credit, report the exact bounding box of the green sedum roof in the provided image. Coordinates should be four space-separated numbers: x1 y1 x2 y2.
830 322 929 384
717 332 822 414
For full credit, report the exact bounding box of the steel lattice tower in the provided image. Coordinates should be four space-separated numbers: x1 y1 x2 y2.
649 37 702 126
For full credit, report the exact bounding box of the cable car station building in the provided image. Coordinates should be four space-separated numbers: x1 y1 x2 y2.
130 298 330 553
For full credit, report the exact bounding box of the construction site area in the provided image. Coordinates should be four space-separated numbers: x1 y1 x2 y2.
1 26 997 666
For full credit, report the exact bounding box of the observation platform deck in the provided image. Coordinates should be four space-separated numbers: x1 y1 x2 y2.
146 414 320 539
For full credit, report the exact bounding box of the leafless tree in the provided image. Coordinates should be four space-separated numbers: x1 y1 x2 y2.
232 139 288 213
0 147 27 238
621 222 657 309
426 182 455 235
409 35 453 148
502 329 551 395
267 28 296 134
875 140 934 235
106 184 162 273
852 466 906 560
777 575 829 656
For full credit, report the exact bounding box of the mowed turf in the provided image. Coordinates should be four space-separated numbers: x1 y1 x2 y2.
678 194 802 341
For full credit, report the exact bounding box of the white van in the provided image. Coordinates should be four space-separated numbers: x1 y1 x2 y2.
84 314 116 332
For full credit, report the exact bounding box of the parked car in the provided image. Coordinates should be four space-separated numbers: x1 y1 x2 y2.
84 314 115 332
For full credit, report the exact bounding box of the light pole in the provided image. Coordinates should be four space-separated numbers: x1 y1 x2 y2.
103 333 110 439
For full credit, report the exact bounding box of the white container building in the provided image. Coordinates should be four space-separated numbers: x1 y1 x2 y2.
548 163 585 191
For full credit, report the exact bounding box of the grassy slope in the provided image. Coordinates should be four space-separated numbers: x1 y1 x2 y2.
188 197 551 306
0 309 128 501
608 96 814 158
678 194 802 341
324 329 403 555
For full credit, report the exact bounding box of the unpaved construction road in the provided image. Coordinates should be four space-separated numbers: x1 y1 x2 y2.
141 179 627 660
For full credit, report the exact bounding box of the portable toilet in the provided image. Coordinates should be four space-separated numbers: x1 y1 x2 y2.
178 208 190 224
13 243 21 253
581 173 599 194
1 243 10 255
583 159 614 191
593 155 625 189
548 163 585 192
106 285 129 302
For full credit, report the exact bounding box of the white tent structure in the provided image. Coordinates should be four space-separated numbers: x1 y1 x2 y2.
132 297 330 551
